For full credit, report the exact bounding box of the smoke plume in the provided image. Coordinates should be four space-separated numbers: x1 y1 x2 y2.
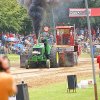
28 0 46 39
18 0 83 39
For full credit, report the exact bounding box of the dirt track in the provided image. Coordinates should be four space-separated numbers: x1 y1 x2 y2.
11 58 99 87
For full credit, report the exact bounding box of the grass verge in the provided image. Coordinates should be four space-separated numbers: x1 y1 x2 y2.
7 54 20 61
80 53 90 58
29 77 100 100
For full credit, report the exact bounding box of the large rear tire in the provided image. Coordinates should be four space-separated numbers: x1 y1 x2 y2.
50 47 59 68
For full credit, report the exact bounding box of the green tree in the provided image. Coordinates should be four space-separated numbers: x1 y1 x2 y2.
0 0 32 33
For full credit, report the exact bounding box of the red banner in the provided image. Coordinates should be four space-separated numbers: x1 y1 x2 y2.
91 8 100 16
69 8 100 17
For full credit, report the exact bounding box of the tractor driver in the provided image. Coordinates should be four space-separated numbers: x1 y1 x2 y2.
41 38 49 59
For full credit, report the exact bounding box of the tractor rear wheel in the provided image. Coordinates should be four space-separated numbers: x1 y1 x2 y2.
50 47 59 68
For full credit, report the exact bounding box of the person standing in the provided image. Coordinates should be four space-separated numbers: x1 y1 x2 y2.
96 27 100 38
97 55 100 77
0 56 17 100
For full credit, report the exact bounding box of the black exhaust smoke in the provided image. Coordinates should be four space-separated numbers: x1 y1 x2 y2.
18 0 83 39
28 0 46 39
18 0 59 39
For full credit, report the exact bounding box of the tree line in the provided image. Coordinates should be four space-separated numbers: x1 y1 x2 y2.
0 0 100 34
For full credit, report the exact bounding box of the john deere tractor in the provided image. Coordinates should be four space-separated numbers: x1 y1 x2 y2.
20 25 79 69
24 39 59 69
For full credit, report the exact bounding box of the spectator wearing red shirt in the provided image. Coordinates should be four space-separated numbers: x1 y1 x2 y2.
9 33 14 38
97 55 100 77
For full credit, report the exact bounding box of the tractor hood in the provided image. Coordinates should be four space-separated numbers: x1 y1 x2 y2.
32 43 45 55
33 43 45 49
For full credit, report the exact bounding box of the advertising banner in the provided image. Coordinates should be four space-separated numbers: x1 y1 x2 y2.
69 8 100 17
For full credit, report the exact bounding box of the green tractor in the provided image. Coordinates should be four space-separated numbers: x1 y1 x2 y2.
20 25 79 69
25 39 59 69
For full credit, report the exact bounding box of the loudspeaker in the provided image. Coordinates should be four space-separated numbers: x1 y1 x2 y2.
67 75 77 92
16 83 29 100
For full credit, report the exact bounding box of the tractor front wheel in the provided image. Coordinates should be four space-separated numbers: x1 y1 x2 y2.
25 60 30 69
46 59 50 68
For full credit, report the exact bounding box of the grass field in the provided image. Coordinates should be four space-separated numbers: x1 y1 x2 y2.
6 51 90 62
7 54 20 61
29 77 100 100
80 52 90 58
6 52 90 62
7 54 99 100
7 54 20 65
